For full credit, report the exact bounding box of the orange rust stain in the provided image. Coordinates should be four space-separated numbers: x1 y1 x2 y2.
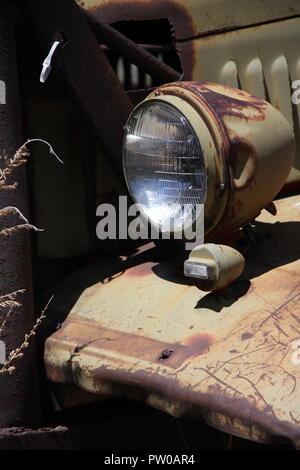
184 333 214 357
197 84 267 122
159 83 230 160
165 81 267 123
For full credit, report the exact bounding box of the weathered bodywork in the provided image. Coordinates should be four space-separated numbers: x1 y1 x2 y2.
38 0 300 447
45 195 300 446
1 0 299 449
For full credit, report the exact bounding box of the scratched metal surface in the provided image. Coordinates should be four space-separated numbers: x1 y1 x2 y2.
45 194 300 445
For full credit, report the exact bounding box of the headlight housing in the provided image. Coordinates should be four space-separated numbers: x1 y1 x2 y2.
123 82 295 243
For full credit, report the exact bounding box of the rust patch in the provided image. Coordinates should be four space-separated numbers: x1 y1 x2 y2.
163 333 214 367
158 82 231 175
47 319 215 371
183 333 213 356
180 82 267 123
125 260 158 278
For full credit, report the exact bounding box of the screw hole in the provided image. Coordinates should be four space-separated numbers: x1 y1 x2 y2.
158 349 173 361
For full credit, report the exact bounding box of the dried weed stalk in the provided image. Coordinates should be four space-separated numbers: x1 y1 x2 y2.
0 139 62 374
0 296 53 375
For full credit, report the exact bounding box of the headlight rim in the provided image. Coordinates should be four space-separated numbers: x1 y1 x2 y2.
123 91 229 238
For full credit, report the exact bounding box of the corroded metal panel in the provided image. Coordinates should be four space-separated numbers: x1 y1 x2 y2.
78 0 300 39
45 195 300 446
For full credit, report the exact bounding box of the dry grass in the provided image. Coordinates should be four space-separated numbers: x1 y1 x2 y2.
0 296 53 375
0 139 62 374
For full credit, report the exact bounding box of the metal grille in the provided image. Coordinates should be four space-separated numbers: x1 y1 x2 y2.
105 47 179 90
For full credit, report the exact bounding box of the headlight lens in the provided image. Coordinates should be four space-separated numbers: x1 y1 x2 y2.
123 101 207 232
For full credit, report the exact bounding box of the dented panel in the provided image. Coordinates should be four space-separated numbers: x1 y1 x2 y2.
45 195 300 446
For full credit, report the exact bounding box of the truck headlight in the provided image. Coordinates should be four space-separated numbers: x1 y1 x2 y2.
123 81 295 243
123 100 207 233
